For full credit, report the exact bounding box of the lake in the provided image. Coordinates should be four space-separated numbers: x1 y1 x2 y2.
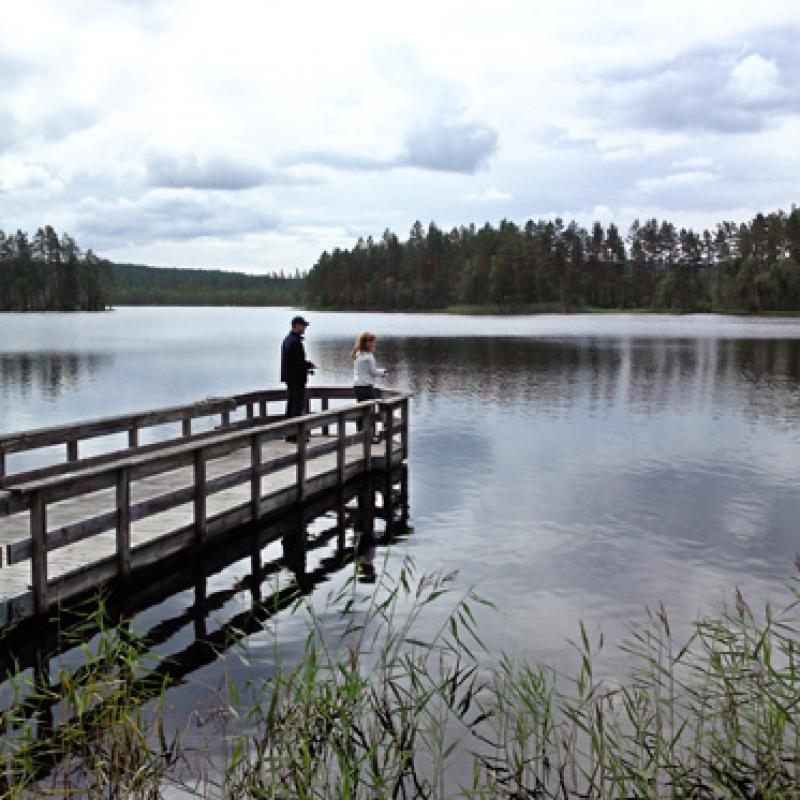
2 306 800 699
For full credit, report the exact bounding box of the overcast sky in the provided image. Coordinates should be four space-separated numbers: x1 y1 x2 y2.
1 1 799 272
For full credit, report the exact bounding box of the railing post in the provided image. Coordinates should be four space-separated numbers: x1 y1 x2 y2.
221 409 230 428
182 418 192 437
116 467 131 579
384 403 394 467
0 448 5 480
194 449 207 544
66 438 78 462
128 424 139 449
251 433 261 520
321 395 329 436
337 411 346 484
247 403 254 421
363 404 373 472
30 490 48 615
297 421 307 502
259 399 267 418
401 398 409 460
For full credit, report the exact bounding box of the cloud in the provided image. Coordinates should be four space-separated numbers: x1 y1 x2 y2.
636 170 718 195
75 189 280 245
599 28 800 134
729 54 780 102
465 186 513 203
146 151 316 191
0 159 63 194
288 117 498 175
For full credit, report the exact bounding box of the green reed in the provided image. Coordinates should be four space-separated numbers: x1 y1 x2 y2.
2 558 800 798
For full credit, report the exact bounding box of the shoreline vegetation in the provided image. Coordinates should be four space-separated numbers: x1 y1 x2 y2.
2 558 800 798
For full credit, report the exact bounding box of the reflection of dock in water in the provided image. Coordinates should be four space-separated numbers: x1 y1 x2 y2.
0 468 410 758
0 387 410 629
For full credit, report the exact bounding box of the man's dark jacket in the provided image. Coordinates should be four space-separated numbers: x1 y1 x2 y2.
281 331 310 385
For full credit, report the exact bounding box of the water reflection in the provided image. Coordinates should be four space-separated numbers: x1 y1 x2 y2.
0 353 112 401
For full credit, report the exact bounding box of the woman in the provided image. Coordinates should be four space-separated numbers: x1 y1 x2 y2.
351 331 388 402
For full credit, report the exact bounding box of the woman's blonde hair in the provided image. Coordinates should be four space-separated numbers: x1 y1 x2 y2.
350 331 376 360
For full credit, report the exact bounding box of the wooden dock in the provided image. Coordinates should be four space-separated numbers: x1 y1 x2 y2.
0 386 409 630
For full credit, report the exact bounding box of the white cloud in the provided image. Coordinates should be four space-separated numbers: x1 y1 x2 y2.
464 187 513 203
636 170 718 195
729 53 781 103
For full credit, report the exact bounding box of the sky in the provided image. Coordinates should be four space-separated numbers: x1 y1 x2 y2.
1 0 799 272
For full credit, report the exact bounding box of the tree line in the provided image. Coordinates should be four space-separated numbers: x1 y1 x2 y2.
0 227 111 311
304 207 800 313
111 263 304 306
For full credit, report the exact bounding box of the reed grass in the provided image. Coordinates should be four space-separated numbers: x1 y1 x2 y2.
2 558 800 798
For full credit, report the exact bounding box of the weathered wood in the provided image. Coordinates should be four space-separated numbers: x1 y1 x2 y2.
0 388 409 628
401 398 409 460
128 425 139 449
247 403 254 420
297 423 307 502
30 491 48 615
337 412 347 485
0 450 5 480
67 439 79 462
221 409 231 427
321 396 330 436
182 419 192 437
384 403 394 467
7 510 118 565
363 405 373 472
117 468 131 579
251 434 261 520
194 450 207 544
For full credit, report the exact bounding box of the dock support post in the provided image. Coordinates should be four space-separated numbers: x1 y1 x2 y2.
116 468 131 579
194 449 207 544
30 490 48 615
251 433 261 520
337 411 346 484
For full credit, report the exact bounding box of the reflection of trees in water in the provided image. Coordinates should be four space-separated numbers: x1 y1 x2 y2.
376 337 800 422
0 353 111 399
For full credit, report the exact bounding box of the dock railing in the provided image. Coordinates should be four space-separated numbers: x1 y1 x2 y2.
0 387 409 619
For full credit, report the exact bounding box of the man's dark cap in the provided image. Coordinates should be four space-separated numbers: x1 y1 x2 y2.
291 315 310 327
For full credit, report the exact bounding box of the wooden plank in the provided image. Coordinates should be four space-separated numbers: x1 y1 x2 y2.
7 510 117 565
337 412 346 484
30 491 48 615
363 405 373 473
401 398 409 460
297 423 307 502
117 468 131 579
321 395 329 436
251 434 261 520
384 403 394 467
194 450 207 544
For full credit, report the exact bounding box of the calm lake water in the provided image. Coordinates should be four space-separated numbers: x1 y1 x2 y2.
2 306 800 711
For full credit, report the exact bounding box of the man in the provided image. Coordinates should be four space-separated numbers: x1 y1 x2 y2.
281 315 316 440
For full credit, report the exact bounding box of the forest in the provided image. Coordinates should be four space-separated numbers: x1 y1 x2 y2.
0 227 111 312
111 263 304 306
304 207 800 313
